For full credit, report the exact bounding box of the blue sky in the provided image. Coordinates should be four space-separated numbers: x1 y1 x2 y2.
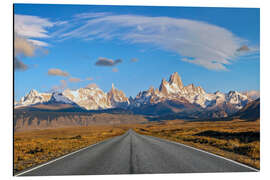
14 4 260 101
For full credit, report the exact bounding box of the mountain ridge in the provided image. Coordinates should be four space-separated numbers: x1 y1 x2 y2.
15 72 258 118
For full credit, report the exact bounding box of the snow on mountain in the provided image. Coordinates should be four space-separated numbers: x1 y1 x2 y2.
63 86 111 110
15 72 254 117
242 90 260 100
49 92 77 104
16 89 51 107
107 83 130 108
133 72 252 115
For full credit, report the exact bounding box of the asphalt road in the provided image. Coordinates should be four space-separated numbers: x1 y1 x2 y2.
17 129 257 176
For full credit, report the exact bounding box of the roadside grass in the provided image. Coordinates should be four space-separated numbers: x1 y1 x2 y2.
14 118 260 173
14 125 128 174
133 119 260 169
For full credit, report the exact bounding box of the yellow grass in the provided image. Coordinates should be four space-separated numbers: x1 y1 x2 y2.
14 125 128 173
133 119 260 169
14 119 260 173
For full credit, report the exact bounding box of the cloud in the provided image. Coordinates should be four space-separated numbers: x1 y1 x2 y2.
27 39 49 47
48 68 70 77
15 14 53 39
131 58 138 62
14 57 28 71
237 45 250 52
112 68 118 72
95 57 122 66
58 13 258 70
69 77 81 83
85 83 99 89
14 14 54 72
14 35 35 57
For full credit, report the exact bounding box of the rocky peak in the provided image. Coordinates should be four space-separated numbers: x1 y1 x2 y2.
17 89 52 107
111 83 115 90
147 86 155 95
49 92 75 104
196 86 206 94
107 83 129 107
29 89 39 96
168 72 183 89
159 78 169 95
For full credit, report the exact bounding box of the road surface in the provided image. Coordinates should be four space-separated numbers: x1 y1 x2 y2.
17 129 257 176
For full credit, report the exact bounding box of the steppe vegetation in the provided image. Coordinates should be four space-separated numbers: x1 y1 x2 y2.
14 125 128 173
14 118 260 173
133 119 260 169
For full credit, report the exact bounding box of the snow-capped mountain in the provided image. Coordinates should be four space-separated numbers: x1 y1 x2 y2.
16 84 130 110
49 92 78 105
16 89 52 107
132 72 252 116
15 72 258 118
63 86 111 110
107 83 130 108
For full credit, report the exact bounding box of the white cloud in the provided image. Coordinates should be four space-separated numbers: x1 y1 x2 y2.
14 14 55 71
14 14 53 38
14 13 258 71
58 13 257 70
27 39 49 47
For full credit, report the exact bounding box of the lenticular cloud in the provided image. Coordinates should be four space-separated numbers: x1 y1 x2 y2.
59 13 247 70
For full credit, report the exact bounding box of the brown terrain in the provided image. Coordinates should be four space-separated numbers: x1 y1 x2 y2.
133 119 260 169
14 110 147 132
13 99 260 172
14 125 129 173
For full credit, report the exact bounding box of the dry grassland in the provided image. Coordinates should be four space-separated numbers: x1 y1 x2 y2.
133 119 260 169
14 125 128 173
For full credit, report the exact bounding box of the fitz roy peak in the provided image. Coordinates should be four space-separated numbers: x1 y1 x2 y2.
16 72 255 117
133 72 251 116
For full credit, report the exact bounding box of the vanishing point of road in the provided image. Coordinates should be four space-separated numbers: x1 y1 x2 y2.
16 129 258 176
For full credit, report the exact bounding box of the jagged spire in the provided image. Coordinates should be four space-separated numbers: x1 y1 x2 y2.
169 72 183 89
112 83 115 90
159 78 169 95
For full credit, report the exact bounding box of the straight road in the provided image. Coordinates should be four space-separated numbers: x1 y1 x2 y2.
17 129 257 176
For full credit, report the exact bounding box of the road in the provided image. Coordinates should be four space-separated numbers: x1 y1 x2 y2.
17 129 257 176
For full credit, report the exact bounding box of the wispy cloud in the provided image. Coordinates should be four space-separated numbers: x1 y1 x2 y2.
69 77 81 83
14 14 54 47
57 13 258 70
14 14 55 71
14 12 259 71
48 68 70 77
95 57 122 66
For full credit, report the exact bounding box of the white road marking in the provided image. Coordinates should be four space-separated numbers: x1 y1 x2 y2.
15 130 258 176
15 134 126 176
143 133 259 172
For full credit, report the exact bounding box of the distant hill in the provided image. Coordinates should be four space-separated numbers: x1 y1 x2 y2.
13 109 147 132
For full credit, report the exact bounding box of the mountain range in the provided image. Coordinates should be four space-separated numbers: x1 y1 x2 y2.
15 72 259 118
